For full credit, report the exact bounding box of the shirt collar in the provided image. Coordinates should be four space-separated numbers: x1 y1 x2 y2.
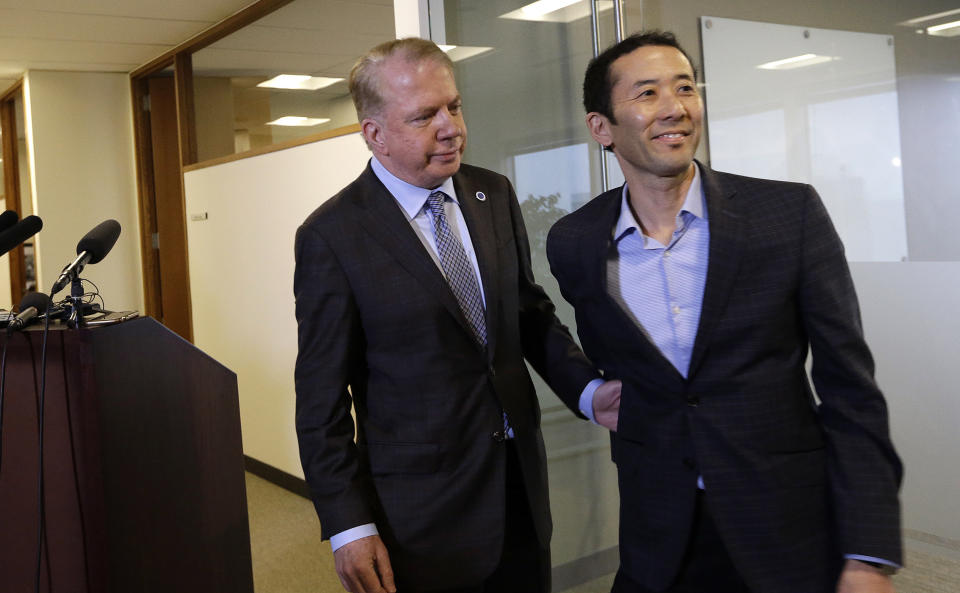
371 156 458 221
614 162 707 241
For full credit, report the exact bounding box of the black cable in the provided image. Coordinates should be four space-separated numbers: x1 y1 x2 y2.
59 324 92 592
0 336 8 477
80 278 105 312
34 296 53 593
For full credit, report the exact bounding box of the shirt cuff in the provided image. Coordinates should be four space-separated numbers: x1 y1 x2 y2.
844 554 901 569
330 523 379 552
579 378 604 424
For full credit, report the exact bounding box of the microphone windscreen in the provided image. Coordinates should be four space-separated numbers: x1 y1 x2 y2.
0 210 19 233
19 291 51 313
76 219 121 264
0 215 43 256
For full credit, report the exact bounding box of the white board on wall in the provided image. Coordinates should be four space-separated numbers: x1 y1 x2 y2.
184 132 369 477
701 16 908 262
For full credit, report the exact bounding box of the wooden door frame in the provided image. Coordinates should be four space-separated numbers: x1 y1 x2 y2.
1 81 27 307
129 0 295 341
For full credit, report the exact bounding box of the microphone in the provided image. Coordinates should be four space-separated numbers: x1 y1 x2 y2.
7 292 50 333
0 210 18 233
51 219 121 296
0 215 43 257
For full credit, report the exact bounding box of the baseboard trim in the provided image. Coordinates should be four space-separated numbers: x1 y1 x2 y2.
244 456 311 499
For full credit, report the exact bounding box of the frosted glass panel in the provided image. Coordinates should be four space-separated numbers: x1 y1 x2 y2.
701 16 908 262
515 143 593 213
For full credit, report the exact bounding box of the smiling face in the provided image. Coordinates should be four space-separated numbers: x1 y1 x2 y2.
587 45 703 182
361 55 466 189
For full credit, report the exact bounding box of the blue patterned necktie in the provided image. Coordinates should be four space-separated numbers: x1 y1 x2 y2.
426 191 487 346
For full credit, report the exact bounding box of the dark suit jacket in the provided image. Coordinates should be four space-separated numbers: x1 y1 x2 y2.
294 162 598 590
546 163 902 593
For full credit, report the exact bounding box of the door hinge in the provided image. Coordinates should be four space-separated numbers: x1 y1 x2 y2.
151 232 159 249
142 94 151 112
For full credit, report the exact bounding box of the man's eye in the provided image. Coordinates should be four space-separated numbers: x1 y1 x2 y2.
449 103 462 114
637 89 655 99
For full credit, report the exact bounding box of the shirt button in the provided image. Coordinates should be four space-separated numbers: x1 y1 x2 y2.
672 305 681 315
663 251 671 258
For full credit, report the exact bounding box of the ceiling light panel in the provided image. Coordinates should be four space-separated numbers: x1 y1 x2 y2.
257 74 343 90
757 54 836 70
927 20 960 37
266 116 330 127
439 45 495 61
500 0 613 23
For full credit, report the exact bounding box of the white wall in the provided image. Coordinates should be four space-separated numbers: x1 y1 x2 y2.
183 132 369 476
25 70 142 310
851 262 960 547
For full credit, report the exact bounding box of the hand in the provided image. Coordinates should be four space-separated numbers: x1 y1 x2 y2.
836 559 895 593
333 534 396 593
593 379 622 432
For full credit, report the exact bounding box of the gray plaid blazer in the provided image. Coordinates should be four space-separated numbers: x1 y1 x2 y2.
294 162 598 590
547 162 902 593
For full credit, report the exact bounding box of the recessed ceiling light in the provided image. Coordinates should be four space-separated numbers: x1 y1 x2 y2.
438 45 495 61
521 0 580 17
927 19 960 37
257 75 343 90
500 0 612 23
266 116 330 127
900 7 960 26
757 54 836 70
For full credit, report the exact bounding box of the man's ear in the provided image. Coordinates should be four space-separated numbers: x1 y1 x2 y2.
361 118 387 156
586 112 613 151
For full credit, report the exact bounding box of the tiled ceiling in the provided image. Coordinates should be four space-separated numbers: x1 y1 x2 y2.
0 0 396 93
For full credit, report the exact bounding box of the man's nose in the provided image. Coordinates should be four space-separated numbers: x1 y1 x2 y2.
435 108 462 138
658 93 688 120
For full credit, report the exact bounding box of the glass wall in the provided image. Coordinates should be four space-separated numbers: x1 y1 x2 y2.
190 0 396 162
438 0 960 590
439 0 625 586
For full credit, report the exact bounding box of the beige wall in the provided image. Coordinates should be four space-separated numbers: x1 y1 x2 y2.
184 131 369 476
25 70 142 311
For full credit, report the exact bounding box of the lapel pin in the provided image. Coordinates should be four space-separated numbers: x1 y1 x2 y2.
475 191 487 202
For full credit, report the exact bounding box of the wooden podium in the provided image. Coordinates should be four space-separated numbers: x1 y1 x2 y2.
0 317 253 592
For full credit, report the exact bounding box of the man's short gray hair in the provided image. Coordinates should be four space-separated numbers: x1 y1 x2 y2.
349 37 455 122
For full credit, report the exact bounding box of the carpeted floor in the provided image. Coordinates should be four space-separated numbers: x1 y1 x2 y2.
245 472 960 593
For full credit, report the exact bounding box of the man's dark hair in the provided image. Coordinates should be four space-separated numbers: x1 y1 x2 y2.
583 30 696 124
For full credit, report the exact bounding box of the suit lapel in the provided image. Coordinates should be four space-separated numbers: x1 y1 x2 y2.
452 170 499 358
687 164 745 379
351 165 480 344
581 188 684 381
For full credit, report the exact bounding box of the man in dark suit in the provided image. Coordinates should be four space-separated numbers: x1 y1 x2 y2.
294 38 620 593
546 32 902 593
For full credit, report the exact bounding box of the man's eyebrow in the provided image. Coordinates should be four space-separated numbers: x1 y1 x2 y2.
630 73 695 88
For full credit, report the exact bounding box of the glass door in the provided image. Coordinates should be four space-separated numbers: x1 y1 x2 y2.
435 1 629 588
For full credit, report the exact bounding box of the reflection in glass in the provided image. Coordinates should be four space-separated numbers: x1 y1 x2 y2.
442 0 621 583
190 0 396 162
701 16 908 262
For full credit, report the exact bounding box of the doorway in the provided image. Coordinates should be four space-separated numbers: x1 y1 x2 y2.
131 71 194 342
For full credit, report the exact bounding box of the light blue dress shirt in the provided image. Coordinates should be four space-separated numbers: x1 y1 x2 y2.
578 165 708 421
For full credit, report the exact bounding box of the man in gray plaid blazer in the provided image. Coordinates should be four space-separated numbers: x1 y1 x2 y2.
295 38 621 593
547 31 902 593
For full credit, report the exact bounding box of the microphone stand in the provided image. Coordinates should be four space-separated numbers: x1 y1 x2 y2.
65 277 85 328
